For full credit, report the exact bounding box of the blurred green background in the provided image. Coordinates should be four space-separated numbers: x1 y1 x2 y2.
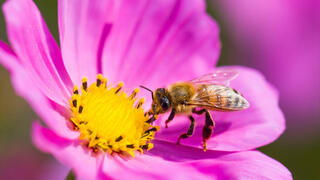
0 0 319 179
0 1 68 179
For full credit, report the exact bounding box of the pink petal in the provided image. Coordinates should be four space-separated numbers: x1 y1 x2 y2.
32 122 291 179
0 42 78 139
2 0 73 105
102 153 210 180
215 0 320 133
148 140 292 180
155 66 285 151
32 121 103 180
101 0 220 90
102 140 291 179
58 0 117 84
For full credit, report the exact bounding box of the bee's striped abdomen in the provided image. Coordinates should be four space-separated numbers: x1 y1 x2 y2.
192 85 249 111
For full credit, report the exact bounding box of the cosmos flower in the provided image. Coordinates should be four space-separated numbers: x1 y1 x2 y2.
0 0 292 179
212 0 320 134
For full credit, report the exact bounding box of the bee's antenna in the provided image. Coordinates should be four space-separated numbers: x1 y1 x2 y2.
140 85 154 100
140 85 153 92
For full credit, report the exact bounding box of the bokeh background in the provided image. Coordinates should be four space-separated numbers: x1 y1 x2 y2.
0 0 319 179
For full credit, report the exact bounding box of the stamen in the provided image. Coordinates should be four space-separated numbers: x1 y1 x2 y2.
115 82 124 94
73 86 79 94
102 77 108 88
145 127 159 134
115 136 123 142
129 88 140 100
69 75 159 157
136 98 145 109
126 144 134 148
78 105 83 113
141 144 148 149
72 99 77 108
82 77 88 92
96 74 103 87
140 143 153 151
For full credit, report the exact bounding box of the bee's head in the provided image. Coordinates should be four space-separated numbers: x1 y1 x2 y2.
140 86 171 115
152 88 171 114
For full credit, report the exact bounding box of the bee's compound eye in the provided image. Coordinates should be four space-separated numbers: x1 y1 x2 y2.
156 88 165 98
160 96 170 111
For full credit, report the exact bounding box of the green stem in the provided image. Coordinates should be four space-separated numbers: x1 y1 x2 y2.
65 170 76 180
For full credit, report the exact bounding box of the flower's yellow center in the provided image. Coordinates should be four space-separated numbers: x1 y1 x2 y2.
69 74 159 157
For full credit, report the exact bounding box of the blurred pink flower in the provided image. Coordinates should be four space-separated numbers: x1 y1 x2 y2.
0 0 291 179
213 0 320 135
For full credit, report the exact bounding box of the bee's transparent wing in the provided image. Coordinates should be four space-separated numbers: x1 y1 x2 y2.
189 69 238 86
187 85 250 111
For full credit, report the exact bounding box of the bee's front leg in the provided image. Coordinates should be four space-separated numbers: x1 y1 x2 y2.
146 105 158 124
146 109 159 124
146 114 158 124
165 108 176 128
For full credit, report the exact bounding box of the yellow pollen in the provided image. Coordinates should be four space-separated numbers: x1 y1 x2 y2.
69 74 159 157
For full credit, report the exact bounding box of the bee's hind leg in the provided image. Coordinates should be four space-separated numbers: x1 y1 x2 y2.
176 115 195 145
165 109 176 128
192 108 215 151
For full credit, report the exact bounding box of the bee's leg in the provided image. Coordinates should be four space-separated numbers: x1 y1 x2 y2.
176 115 195 145
165 109 176 128
146 106 158 124
192 108 206 114
146 114 158 124
192 108 215 151
201 109 215 152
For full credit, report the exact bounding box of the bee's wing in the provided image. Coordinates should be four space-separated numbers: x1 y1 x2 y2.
189 69 238 86
186 85 249 111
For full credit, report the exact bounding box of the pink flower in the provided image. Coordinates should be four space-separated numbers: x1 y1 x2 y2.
0 0 291 179
212 0 320 134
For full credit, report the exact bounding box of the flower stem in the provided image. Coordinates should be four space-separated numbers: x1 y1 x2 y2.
65 170 76 180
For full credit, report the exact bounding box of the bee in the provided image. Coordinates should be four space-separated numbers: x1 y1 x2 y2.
141 69 249 151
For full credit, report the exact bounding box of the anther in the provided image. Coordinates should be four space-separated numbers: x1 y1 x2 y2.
79 121 87 125
126 144 135 148
115 82 124 94
96 79 101 87
129 88 140 100
82 77 88 92
102 78 108 88
96 74 103 87
78 105 83 113
145 127 159 134
140 143 153 151
115 136 123 142
136 98 145 109
72 99 77 108
140 144 148 149
73 86 79 94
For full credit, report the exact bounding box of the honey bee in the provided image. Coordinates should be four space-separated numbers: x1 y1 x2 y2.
141 69 249 151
